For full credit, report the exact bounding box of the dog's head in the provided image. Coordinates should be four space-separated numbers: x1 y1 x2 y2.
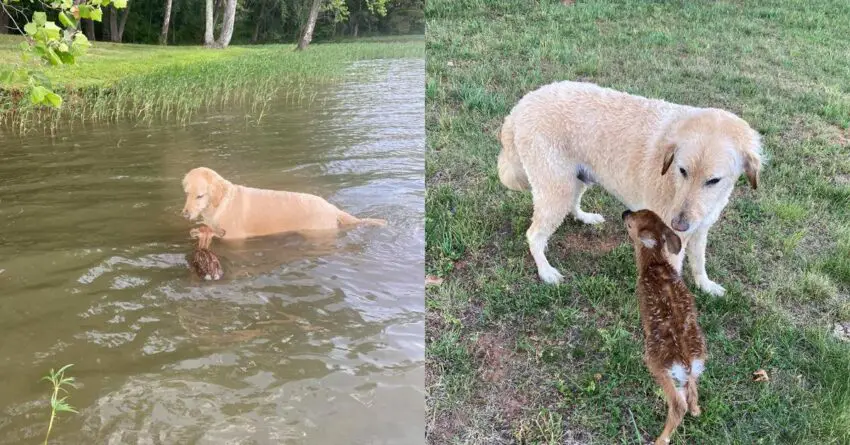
659 109 762 233
622 209 682 256
182 167 228 221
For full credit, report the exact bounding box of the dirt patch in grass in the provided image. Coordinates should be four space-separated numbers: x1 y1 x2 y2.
556 231 622 255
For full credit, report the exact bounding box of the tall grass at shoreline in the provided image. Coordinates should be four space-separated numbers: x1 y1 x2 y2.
0 38 424 133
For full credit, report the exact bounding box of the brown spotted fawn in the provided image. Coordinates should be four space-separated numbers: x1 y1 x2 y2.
189 225 226 281
622 209 707 445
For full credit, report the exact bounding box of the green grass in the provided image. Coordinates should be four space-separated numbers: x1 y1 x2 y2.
425 0 850 444
0 34 424 132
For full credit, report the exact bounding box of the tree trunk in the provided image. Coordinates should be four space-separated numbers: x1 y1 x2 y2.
0 8 8 35
204 0 215 46
353 22 358 37
109 6 119 42
81 19 95 39
296 0 322 51
159 0 172 45
215 0 237 48
117 2 130 41
251 0 265 44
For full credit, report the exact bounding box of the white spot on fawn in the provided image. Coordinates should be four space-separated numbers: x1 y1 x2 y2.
669 363 687 387
691 358 705 378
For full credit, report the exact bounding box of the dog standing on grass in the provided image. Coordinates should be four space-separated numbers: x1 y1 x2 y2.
498 81 762 295
623 209 707 445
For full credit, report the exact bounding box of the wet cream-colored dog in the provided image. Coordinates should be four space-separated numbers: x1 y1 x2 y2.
498 81 762 296
181 167 386 239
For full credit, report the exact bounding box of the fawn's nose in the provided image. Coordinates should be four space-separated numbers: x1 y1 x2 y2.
621 209 632 220
182 209 190 219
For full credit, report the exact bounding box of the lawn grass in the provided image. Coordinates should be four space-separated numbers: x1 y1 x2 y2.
425 0 850 444
0 34 424 132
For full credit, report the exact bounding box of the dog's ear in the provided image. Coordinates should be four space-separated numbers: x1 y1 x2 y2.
189 228 200 239
663 226 682 255
741 137 762 190
208 174 227 208
214 227 226 238
661 143 676 176
638 229 658 249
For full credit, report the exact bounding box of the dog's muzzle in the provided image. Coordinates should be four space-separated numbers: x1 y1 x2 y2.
621 209 632 221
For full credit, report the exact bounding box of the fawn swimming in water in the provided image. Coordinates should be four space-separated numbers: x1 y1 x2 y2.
189 225 226 281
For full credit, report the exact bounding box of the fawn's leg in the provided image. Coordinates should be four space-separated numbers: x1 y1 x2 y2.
654 371 687 445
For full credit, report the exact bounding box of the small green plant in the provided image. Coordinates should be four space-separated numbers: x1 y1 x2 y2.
41 364 78 445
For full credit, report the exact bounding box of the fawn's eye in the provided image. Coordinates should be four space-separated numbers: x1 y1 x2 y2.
705 177 721 186
679 167 688 178
197 194 204 199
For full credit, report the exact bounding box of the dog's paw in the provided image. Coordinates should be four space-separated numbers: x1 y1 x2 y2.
575 211 605 225
698 278 726 296
538 265 564 284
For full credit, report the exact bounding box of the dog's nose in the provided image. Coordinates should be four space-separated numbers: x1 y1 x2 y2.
182 210 190 219
671 213 689 232
621 210 632 220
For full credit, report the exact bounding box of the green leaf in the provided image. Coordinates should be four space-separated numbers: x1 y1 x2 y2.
29 85 48 104
58 11 75 28
33 11 47 26
91 0 102 5
89 7 103 22
112 0 127 8
43 22 62 40
58 52 75 64
24 22 37 36
78 4 92 19
31 71 52 88
46 48 62 66
19 41 30 52
102 0 112 5
71 33 90 57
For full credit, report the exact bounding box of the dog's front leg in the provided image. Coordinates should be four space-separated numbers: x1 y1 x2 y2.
687 227 726 296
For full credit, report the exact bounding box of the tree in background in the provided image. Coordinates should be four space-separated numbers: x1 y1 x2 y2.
159 0 173 44
295 0 320 50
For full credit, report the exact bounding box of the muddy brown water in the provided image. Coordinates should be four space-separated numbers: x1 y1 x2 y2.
0 58 424 444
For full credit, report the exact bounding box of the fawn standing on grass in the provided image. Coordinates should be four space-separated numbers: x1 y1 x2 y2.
189 225 226 281
622 209 707 445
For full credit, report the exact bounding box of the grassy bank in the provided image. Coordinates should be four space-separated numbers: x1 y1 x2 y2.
425 0 850 444
0 35 423 132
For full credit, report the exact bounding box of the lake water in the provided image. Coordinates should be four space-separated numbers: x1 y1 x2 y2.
0 58 425 444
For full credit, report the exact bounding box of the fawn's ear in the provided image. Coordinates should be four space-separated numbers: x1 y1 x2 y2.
638 229 657 249
214 227 226 238
663 226 682 255
189 228 200 239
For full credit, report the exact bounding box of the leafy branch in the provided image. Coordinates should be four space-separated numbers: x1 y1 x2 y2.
0 0 126 108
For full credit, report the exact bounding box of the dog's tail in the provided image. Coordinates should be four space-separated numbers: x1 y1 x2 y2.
338 212 387 227
497 113 530 191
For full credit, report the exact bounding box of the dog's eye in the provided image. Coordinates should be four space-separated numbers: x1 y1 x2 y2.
679 167 688 178
705 178 721 186
197 194 204 199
